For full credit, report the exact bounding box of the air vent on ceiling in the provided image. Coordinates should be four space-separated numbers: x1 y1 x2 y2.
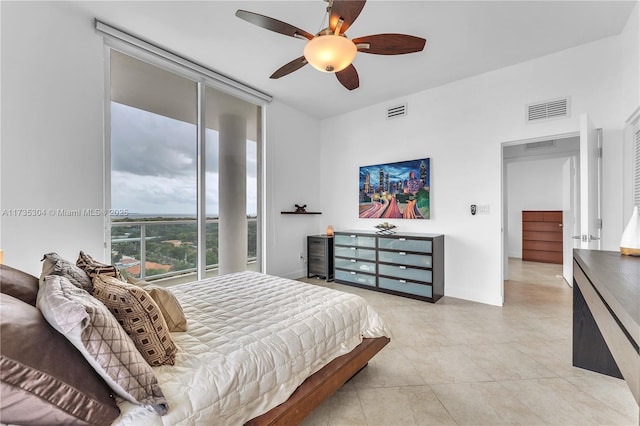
387 103 407 119
526 97 570 122
525 140 556 150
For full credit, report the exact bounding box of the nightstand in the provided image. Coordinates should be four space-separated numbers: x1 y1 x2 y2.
307 235 334 281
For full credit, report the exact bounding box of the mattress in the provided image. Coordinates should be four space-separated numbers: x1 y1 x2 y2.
113 271 391 425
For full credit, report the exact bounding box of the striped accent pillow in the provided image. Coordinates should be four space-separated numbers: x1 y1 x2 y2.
92 275 176 367
76 251 122 280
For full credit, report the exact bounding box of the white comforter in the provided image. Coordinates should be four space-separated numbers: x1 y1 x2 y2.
113 271 391 426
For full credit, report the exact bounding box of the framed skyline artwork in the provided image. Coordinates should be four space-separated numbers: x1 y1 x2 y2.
359 158 430 219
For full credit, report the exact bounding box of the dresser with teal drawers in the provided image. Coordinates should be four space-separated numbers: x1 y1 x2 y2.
333 231 444 303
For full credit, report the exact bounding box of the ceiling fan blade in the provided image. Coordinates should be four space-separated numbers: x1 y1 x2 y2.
270 57 308 79
352 34 426 55
236 10 313 40
336 64 359 90
329 0 366 34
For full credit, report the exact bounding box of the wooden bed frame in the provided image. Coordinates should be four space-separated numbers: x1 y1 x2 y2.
245 336 390 425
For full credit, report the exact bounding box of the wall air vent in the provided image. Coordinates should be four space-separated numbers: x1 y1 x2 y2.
387 103 407 119
526 97 570 123
525 140 556 150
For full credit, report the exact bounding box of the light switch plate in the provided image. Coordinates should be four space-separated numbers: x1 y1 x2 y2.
478 204 490 214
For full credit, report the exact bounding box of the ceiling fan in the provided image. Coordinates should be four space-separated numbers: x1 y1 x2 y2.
236 0 426 91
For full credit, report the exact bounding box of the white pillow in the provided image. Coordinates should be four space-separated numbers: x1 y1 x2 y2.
37 275 168 415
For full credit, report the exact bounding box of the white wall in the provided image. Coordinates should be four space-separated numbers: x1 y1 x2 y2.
264 100 322 279
0 2 322 278
506 158 566 258
1 2 106 275
319 33 635 306
621 1 640 119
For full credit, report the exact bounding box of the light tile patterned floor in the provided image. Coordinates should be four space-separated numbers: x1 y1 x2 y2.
298 259 639 426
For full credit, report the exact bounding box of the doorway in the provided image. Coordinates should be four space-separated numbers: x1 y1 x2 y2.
502 134 580 293
501 115 603 302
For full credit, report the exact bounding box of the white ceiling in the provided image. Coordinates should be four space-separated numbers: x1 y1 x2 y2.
69 1 636 120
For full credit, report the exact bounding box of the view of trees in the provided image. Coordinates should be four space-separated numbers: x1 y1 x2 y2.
111 218 258 278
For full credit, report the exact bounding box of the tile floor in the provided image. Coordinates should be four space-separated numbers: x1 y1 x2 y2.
298 259 639 426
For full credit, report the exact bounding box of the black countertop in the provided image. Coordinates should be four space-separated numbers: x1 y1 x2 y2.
336 230 444 238
573 249 640 349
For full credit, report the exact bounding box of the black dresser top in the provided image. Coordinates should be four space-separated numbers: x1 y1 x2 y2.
336 230 444 238
573 249 640 347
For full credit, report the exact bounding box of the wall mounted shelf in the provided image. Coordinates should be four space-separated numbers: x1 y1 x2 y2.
281 212 322 215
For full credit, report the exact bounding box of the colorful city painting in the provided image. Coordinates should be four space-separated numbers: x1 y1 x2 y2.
359 158 430 219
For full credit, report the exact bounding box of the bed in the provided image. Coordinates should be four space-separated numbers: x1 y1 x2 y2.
0 265 391 425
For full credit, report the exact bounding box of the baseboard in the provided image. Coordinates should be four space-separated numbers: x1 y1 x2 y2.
445 287 503 307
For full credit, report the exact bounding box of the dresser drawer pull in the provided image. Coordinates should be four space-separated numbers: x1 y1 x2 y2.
350 271 356 275
399 279 407 283
350 235 356 238
399 252 406 255
399 238 406 241
350 259 356 262
350 247 356 250
399 266 406 270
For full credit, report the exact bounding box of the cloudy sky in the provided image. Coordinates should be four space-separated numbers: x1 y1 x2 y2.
111 102 257 216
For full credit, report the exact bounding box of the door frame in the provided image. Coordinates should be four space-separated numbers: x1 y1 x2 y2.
561 157 578 285
501 131 579 302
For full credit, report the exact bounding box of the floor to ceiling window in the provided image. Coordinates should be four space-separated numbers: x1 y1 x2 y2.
108 49 262 281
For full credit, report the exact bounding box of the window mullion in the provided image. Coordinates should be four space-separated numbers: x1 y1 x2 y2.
196 82 207 280
634 128 640 207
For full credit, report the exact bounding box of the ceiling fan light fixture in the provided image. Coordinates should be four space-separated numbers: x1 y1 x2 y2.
303 33 357 73
236 5 426 90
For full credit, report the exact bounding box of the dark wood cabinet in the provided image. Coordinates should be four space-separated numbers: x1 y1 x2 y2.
307 235 334 281
333 231 444 303
522 210 563 264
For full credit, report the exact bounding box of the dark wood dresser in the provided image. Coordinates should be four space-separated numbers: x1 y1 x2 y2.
522 210 563 264
307 235 334 281
572 249 639 407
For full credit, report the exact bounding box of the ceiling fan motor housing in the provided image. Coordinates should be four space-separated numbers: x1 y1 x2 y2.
303 30 357 73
